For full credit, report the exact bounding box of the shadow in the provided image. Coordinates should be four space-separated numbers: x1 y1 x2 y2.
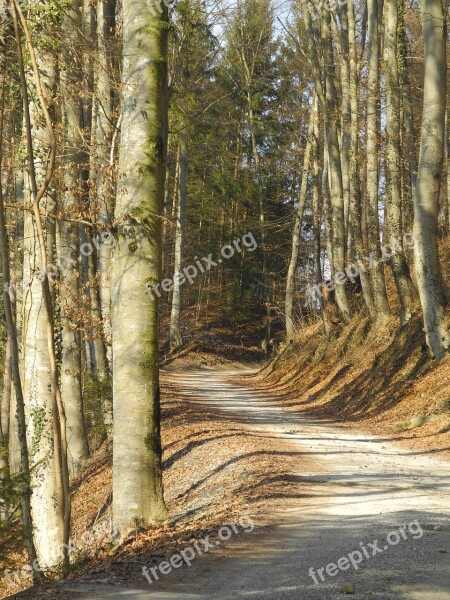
13 509 450 599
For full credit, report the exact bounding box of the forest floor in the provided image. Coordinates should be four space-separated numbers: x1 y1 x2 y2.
7 365 450 600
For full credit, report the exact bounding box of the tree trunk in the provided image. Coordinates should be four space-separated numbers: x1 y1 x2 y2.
93 0 117 372
21 97 65 573
60 2 89 477
0 23 40 571
320 8 350 318
413 0 449 359
1 336 12 469
311 101 325 325
169 133 187 349
383 0 415 324
13 0 70 569
112 0 168 535
347 0 375 319
285 97 316 340
334 8 352 260
366 0 391 323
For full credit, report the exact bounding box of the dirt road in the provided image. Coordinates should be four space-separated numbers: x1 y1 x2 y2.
37 369 450 599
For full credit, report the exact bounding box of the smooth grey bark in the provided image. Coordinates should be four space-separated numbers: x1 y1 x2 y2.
300 0 350 318
13 1 70 569
60 2 89 477
383 0 415 324
0 23 40 571
285 98 316 340
306 8 349 316
88 246 109 381
311 107 325 326
112 0 168 534
8 184 22 477
334 7 351 258
1 337 11 471
366 0 390 323
93 0 117 373
169 133 187 350
323 144 334 282
347 0 375 319
413 0 450 359
320 9 350 318
398 1 417 203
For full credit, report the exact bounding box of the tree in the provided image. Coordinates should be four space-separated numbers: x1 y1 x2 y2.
383 0 416 324
0 4 40 579
366 0 391 323
413 0 450 359
300 0 350 319
93 0 117 377
60 0 90 477
169 131 187 349
111 0 169 535
285 97 316 340
13 0 71 570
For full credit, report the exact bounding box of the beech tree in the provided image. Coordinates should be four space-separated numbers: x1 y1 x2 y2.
413 0 450 359
111 0 169 534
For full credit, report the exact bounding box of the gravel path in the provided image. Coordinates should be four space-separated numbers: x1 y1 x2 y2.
50 369 450 599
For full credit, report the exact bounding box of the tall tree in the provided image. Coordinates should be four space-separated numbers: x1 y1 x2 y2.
13 0 70 570
0 6 40 579
169 131 187 349
227 0 276 342
60 0 90 477
285 98 316 340
346 0 375 318
413 0 450 359
111 0 169 535
300 0 350 318
366 0 391 323
93 0 117 375
383 0 416 324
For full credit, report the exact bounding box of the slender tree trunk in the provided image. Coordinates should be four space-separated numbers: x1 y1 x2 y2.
169 133 187 349
285 97 316 340
383 0 415 324
13 1 70 569
366 0 390 323
60 2 89 477
112 0 168 535
1 337 12 465
94 0 117 372
320 8 350 318
397 0 417 205
88 245 108 380
347 0 375 319
323 144 334 283
20 70 66 575
0 30 41 574
413 0 449 359
312 101 325 324
301 0 350 317
335 8 352 260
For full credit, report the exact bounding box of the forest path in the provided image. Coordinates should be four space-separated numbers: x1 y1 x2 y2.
60 368 450 599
